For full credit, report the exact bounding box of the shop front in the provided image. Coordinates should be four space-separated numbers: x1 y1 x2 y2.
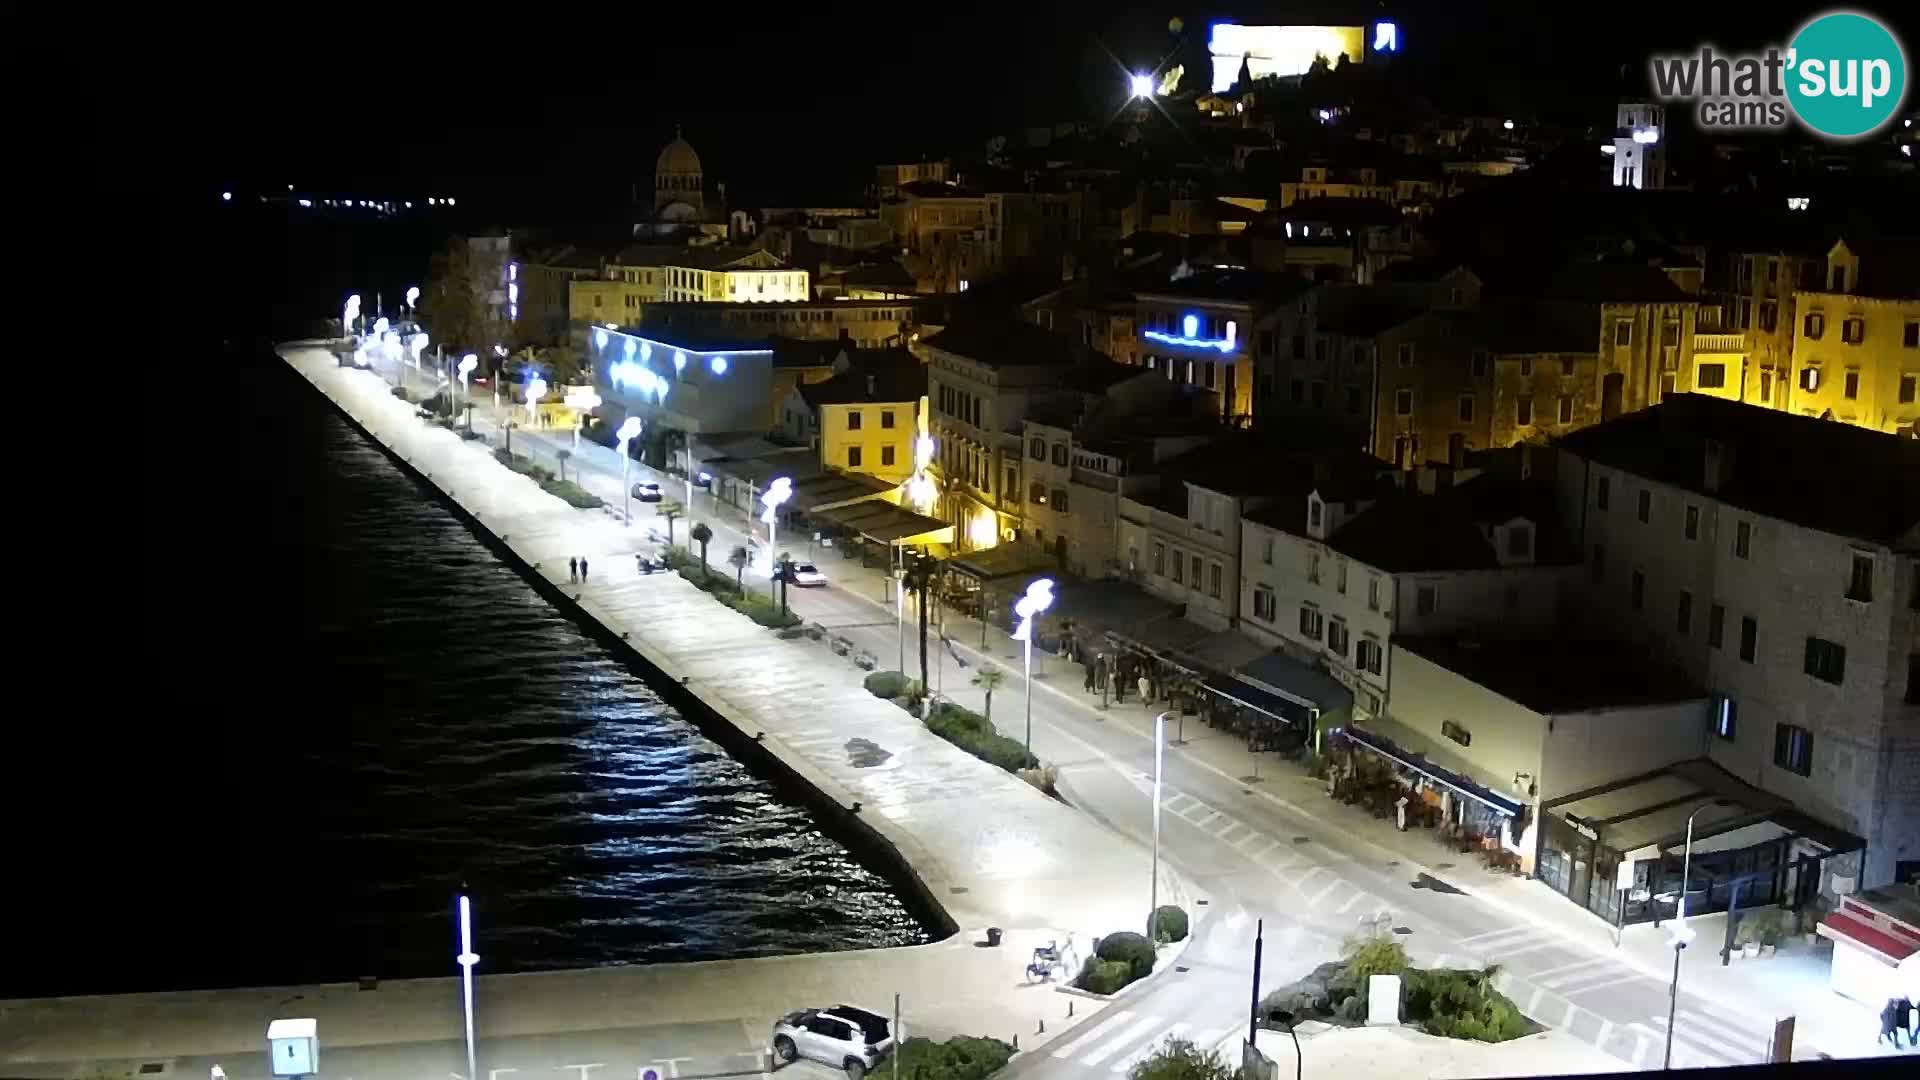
1817 885 1920 1006
1539 759 1863 935
1326 719 1529 874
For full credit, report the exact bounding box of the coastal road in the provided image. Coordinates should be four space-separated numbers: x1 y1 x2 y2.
402 385 1782 1075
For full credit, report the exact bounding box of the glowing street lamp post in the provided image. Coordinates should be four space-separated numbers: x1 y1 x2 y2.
617 417 644 526
1150 710 1166 941
455 894 480 1080
761 477 793 560
1011 578 1056 753
525 375 547 431
458 354 478 428
405 285 419 324
1663 800 1726 1070
343 293 361 338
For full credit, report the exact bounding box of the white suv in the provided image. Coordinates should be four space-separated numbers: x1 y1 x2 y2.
771 1005 894 1079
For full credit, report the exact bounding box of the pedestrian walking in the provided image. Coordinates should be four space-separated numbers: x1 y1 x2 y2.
1083 662 1096 693
1879 998 1905 1047
569 556 578 583
1895 996 1914 1045
1138 675 1151 707
580 556 589 581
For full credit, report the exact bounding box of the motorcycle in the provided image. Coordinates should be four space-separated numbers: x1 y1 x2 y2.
635 555 663 575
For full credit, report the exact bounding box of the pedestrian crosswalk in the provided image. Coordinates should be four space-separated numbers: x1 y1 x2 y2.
1050 1009 1233 1074
1157 792 1389 926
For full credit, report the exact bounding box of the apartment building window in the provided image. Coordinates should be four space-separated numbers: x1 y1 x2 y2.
1209 562 1223 598
1713 696 1737 740
1596 475 1611 510
1191 555 1202 590
1171 550 1184 583
1357 637 1384 675
1262 536 1274 565
1472 350 1490 377
1153 542 1166 576
1029 481 1046 504
1804 637 1847 684
1558 395 1573 423
1052 444 1069 466
1290 379 1306 404
1327 618 1349 657
1367 576 1380 611
1708 603 1725 648
1561 356 1577 377
1458 396 1475 422
1630 570 1646 611
1662 322 1681 347
1676 590 1693 635
1901 374 1917 404
1843 370 1861 400
1004 466 1016 495
1308 551 1322 583
1416 584 1437 616
1739 616 1758 662
1309 501 1323 531
1053 488 1069 513
1803 312 1825 339
881 445 896 467
1846 552 1873 602
1336 560 1348 594
1028 437 1044 459
1684 505 1700 541
1397 343 1414 366
1905 321 1920 348
1759 301 1778 332
1760 370 1774 402
1800 366 1821 392
1841 317 1865 344
881 410 895 429
1514 395 1534 425
1442 720 1472 747
847 446 863 467
1310 381 1328 408
1507 525 1532 558
1614 320 1633 346
1520 356 1534 377
1298 605 1325 641
1735 521 1752 558
1348 387 1368 415
1253 586 1276 621
1773 723 1814 776
1395 388 1414 416
1696 363 1727 389
1592 544 1606 583
1637 489 1652 524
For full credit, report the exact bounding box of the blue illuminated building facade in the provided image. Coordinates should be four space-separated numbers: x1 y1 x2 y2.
1133 270 1315 426
590 325 774 435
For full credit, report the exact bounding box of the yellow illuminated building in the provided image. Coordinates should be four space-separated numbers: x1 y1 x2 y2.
1785 242 1919 436
789 363 929 486
1208 24 1365 91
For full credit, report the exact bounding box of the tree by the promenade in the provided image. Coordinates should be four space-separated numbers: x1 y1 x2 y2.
902 551 941 693
555 449 572 484
657 500 684 546
1129 1039 1234 1080
971 667 1005 723
689 523 714 575
727 545 751 591
419 238 511 361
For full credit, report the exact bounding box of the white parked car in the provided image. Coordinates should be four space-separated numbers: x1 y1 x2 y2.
632 482 663 502
771 1005 894 1079
782 562 828 588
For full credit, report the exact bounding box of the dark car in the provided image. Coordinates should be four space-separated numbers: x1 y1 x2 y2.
632 482 663 502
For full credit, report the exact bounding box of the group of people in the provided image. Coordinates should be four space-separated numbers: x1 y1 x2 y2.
567 555 590 583
1880 995 1917 1048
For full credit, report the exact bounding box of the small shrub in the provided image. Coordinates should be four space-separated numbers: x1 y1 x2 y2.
1075 958 1134 995
1335 993 1371 1024
390 386 412 401
660 546 695 571
891 1036 1015 1080
1017 764 1059 797
540 478 604 509
1096 931 1157 980
864 671 911 698
459 429 484 441
527 463 553 483
1151 905 1189 943
1339 932 1410 988
1129 1038 1235 1080
924 704 1037 772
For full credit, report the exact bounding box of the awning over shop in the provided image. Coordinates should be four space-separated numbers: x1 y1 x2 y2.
1238 654 1354 714
1661 821 1793 857
812 499 954 545
945 544 1055 585
1173 630 1271 675
1544 758 1865 860
1204 672 1312 726
789 470 897 513
1818 911 1919 964
1336 722 1526 817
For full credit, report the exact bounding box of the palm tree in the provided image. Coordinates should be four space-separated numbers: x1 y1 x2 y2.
689 522 713 575
775 550 794 616
657 499 684 545
555 448 572 485
972 667 1006 724
727 544 751 591
902 552 941 693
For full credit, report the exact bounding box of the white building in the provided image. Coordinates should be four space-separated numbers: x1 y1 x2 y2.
1611 101 1667 190
1240 462 1578 721
1554 394 1920 890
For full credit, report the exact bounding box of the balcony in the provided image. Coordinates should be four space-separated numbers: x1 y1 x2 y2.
1693 333 1746 353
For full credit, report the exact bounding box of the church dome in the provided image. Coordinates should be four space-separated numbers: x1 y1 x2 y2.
657 134 702 176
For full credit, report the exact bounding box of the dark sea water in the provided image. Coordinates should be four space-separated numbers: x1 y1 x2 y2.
14 211 930 1000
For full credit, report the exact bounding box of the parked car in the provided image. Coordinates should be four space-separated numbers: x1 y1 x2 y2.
778 562 828 587
632 482 663 502
771 1005 893 1080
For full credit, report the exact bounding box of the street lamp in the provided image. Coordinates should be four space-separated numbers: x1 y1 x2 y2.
895 565 908 674
617 417 643 525
455 893 480 1080
405 285 419 321
1149 709 1166 942
761 476 793 553
1663 799 1727 1070
343 293 361 338
1129 72 1154 98
458 354 478 424
1011 578 1056 752
525 375 547 429
410 332 429 371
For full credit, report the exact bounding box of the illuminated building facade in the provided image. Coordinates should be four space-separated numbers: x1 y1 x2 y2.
1783 241 1920 437
1136 270 1314 426
1207 23 1366 92
589 326 773 436
1611 102 1668 190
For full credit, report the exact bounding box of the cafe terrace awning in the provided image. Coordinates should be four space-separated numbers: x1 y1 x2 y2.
1546 758 1864 860
788 470 897 513
1336 721 1526 817
811 499 954 545
946 544 1055 586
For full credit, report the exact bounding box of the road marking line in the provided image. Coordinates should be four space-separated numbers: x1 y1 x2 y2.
1082 1014 1169 1067
1214 822 1245 843
1052 1009 1139 1058
1335 889 1368 915
1196 811 1224 830
1649 1014 1752 1064
1561 1001 1580 1029
1306 877 1345 906
1526 987 1546 1016
1453 924 1538 946
1540 967 1636 996
1236 834 1276 856
1594 1020 1614 1052
1527 956 1610 982
1193 1028 1233 1058
1290 865 1327 891
1177 804 1211 824
1108 1022 1191 1073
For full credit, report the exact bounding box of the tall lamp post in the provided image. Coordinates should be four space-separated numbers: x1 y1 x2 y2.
343 293 361 339
1149 709 1166 941
617 417 643 525
1663 800 1725 1070
761 477 793 555
1011 578 1056 752
525 375 547 430
405 285 419 324
895 565 908 674
455 894 480 1080
458 354 477 425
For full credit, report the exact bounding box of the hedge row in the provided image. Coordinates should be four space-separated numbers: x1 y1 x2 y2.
1074 928 1167 995
664 555 801 629
925 701 1037 773
889 1036 1015 1080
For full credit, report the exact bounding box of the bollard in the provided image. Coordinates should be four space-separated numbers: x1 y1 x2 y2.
1012 1035 1019 1051
1037 1019 1044 1034
1068 1001 1074 1017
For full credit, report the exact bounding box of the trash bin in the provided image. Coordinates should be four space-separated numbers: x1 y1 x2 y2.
986 927 1003 947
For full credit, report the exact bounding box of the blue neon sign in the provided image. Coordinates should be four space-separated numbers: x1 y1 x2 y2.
1143 312 1239 352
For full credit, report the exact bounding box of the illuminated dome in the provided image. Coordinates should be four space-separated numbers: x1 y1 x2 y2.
654 127 705 214
656 134 702 177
